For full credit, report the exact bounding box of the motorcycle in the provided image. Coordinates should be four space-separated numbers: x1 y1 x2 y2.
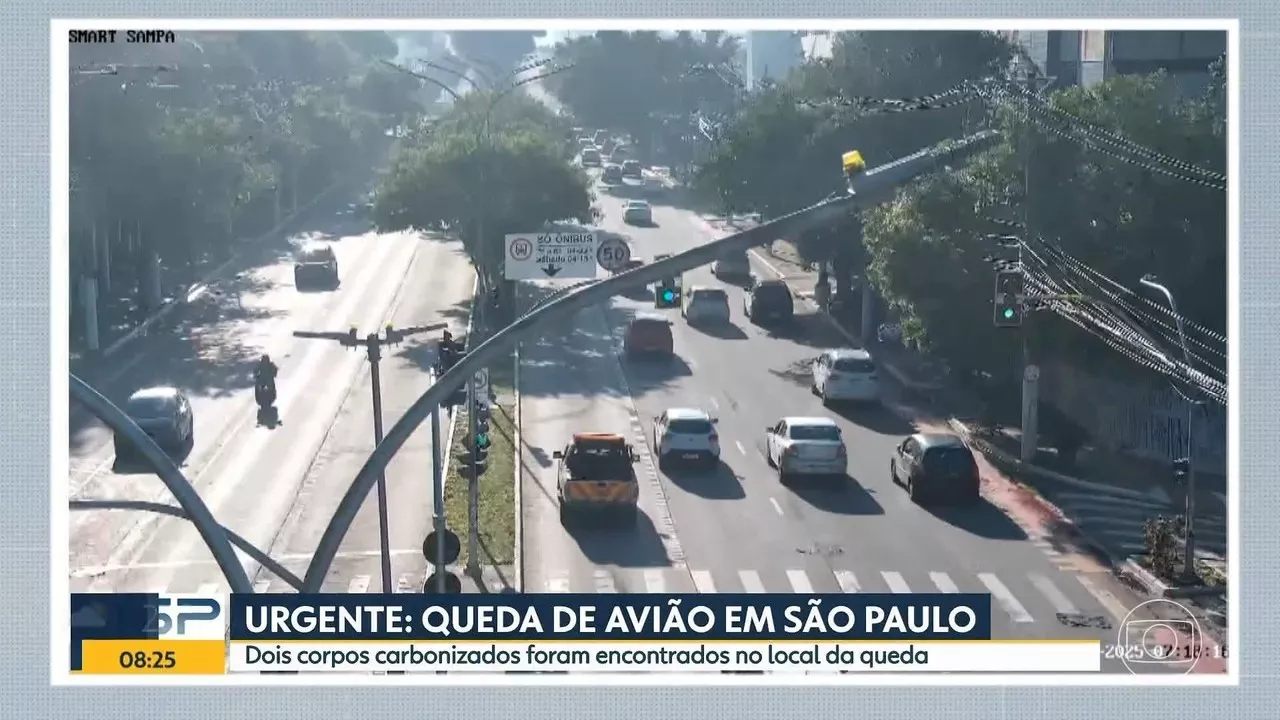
254 380 279 426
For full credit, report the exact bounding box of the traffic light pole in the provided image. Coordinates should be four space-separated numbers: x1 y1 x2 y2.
467 372 480 574
294 323 444 593
430 402 447 592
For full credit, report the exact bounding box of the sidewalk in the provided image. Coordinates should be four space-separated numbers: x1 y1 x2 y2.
724 231 1229 600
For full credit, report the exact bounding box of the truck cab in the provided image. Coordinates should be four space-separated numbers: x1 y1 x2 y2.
553 432 640 525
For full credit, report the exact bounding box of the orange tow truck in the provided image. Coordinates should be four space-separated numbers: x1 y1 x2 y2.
553 432 641 525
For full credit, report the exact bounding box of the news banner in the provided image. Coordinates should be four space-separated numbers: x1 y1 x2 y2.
69 593 1102 674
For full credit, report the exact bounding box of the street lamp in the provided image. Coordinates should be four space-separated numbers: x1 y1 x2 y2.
1139 273 1201 583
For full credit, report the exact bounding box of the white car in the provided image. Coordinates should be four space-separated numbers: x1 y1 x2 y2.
623 200 653 225
812 348 881 404
764 417 848 482
682 286 731 324
652 408 720 468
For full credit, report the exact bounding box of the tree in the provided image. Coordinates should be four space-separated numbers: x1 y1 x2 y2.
372 89 595 293
69 31 423 352
543 31 742 162
862 70 1226 389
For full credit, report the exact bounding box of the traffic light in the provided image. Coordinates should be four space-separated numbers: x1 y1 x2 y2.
842 150 866 179
992 270 1024 328
471 397 492 452
1172 457 1190 484
654 280 680 308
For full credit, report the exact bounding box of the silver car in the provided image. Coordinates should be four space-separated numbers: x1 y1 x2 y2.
764 416 848 483
682 286 731 324
115 386 194 458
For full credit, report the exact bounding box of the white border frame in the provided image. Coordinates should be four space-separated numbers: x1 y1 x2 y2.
51 17 1240 687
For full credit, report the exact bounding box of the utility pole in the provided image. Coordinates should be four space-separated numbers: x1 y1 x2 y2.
293 322 446 593
1140 275 1200 583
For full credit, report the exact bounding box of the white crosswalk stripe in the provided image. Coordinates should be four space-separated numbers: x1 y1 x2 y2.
643 569 666 593
786 569 814 593
929 572 959 594
834 570 859 593
1029 574 1078 615
347 575 371 594
978 573 1034 623
196 582 220 596
881 571 912 594
546 570 571 593
738 570 765 593
252 580 272 594
690 570 717 593
594 569 618 594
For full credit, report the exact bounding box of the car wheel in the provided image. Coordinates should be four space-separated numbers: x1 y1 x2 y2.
907 478 920 502
764 447 776 468
889 461 897 485
819 383 832 407
778 468 791 486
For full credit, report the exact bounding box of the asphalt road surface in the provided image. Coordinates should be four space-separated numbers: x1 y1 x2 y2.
67 196 479 595
516 174 1222 674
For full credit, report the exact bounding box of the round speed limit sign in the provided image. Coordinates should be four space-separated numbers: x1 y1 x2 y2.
509 236 534 262
597 236 631 271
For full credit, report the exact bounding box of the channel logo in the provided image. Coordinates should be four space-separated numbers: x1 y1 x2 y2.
1117 598 1203 674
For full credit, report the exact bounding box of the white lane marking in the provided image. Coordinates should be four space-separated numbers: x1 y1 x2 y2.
709 396 720 410
690 570 717 593
769 497 784 516
396 576 414 594
643 569 667 593
882 572 912 594
1029 574 1079 615
786 570 814 593
834 570 860 593
735 441 746 455
252 580 272 594
545 572 571 593
738 570 766 593
1075 576 1130 625
929 572 960 594
977 573 1034 623
593 569 618 594
196 582 220 596
347 575 371 594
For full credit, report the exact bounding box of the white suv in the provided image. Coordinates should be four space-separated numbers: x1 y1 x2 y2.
652 408 720 469
812 348 880 404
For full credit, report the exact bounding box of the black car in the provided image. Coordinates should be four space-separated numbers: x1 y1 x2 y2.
601 164 623 185
294 243 339 289
890 433 981 504
115 386 194 460
744 276 794 323
621 160 642 179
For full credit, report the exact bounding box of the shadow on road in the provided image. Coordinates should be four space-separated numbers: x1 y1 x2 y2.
567 509 674 567
787 476 886 516
829 402 916 437
760 312 849 349
661 459 746 500
620 352 694 395
918 497 1029 541
688 321 749 341
112 437 194 475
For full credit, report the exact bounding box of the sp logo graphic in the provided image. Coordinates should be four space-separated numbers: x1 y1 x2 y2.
147 595 223 638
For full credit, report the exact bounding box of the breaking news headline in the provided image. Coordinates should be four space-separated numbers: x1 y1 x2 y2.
230 594 993 642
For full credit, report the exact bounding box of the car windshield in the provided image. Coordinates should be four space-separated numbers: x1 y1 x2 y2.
833 357 876 373
126 395 175 419
924 446 973 472
789 424 841 442
668 418 713 435
583 150 600 159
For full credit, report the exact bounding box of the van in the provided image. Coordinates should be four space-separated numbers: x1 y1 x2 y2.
624 314 674 358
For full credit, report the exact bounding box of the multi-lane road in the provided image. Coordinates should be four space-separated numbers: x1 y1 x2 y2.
517 173 1223 673
67 193 482 596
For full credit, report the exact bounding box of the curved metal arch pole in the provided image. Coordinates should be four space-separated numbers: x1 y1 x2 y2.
414 58 486 93
379 60 462 103
69 499 304 591
69 374 253 594
302 130 1004 590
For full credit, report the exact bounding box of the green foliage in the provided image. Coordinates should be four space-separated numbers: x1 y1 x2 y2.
544 31 742 159
373 88 595 291
688 30 1226 388
70 31 422 304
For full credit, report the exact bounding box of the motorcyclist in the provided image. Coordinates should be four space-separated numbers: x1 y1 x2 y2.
253 354 278 406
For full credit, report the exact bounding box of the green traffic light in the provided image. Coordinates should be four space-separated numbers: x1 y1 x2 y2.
661 289 676 303
476 433 491 449
1002 308 1015 319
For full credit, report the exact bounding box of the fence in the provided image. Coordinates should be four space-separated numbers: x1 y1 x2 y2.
1042 361 1227 474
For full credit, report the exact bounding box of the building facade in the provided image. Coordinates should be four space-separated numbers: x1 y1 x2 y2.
1003 30 1225 97
742 31 804 90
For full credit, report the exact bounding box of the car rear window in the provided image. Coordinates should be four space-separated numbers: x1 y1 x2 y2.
668 418 713 435
923 447 974 473
833 357 876 373
630 318 672 339
754 283 791 302
692 289 727 302
126 395 175 419
297 248 332 262
583 149 600 159
789 424 841 442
